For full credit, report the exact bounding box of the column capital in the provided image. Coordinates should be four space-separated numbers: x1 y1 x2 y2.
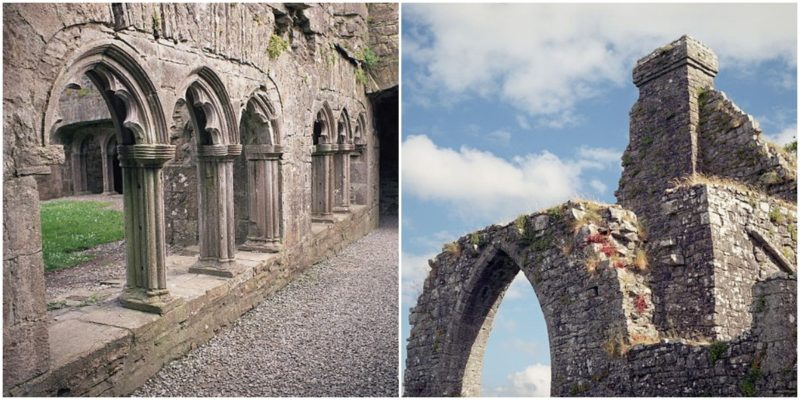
118 144 175 167
245 144 284 160
197 144 242 161
313 143 335 155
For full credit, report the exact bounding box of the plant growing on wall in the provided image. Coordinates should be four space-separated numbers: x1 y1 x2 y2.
267 34 289 60
356 46 379 70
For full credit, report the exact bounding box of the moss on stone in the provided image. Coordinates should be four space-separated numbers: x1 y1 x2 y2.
708 341 728 363
267 34 289 60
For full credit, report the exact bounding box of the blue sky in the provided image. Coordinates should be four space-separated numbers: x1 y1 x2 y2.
400 3 796 397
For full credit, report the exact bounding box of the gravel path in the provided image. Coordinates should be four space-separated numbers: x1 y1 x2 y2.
134 216 399 397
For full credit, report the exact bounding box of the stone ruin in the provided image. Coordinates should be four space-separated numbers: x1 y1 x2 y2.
405 36 797 397
3 3 397 396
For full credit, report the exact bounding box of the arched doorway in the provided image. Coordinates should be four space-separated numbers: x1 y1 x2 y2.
236 90 283 252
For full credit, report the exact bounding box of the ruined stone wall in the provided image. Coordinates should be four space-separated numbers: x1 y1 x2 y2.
698 89 797 202
704 184 796 339
621 277 796 397
405 202 651 396
406 36 796 397
3 2 396 392
366 3 399 92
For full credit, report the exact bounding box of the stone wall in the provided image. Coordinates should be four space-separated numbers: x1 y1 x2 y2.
698 89 797 202
3 2 396 394
405 202 652 396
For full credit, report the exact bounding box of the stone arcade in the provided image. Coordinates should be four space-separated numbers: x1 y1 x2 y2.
3 3 397 396
405 36 797 397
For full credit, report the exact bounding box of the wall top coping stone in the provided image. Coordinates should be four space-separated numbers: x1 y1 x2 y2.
633 35 719 87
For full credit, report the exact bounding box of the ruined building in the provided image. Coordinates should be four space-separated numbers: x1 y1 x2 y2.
3 3 398 395
405 36 796 396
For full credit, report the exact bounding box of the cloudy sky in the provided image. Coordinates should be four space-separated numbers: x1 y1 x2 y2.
401 3 796 397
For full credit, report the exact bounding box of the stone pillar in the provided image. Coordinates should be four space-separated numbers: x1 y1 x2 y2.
117 144 182 314
311 144 335 223
240 144 283 252
100 140 114 194
71 152 85 194
189 144 243 277
333 143 354 213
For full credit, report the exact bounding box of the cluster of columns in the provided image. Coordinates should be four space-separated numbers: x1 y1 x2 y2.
188 144 243 277
117 143 181 313
311 109 364 222
240 143 283 252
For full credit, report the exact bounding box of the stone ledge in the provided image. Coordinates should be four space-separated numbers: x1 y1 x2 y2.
6 205 378 396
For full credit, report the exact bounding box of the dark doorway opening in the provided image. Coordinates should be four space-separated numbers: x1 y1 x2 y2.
369 85 398 216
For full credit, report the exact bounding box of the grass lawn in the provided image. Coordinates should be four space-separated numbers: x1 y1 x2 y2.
40 200 125 271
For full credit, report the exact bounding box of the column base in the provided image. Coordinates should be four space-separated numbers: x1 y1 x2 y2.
189 259 245 278
239 239 282 253
311 213 336 223
119 288 183 315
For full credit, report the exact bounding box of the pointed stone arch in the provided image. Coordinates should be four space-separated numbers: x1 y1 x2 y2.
333 108 354 213
41 41 178 313
311 101 336 222
405 202 656 396
176 67 243 277
237 88 284 252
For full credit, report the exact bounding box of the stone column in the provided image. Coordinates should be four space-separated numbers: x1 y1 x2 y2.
190 144 243 277
240 144 283 252
71 151 85 194
100 139 111 194
311 144 335 223
333 143 354 213
117 144 182 314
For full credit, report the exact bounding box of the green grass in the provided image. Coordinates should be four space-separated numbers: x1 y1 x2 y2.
40 200 124 271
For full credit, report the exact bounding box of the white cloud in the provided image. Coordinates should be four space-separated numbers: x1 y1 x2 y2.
405 3 796 122
763 125 797 145
402 135 623 222
402 135 581 222
487 363 552 397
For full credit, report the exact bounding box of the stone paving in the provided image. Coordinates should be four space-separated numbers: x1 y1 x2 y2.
134 216 399 397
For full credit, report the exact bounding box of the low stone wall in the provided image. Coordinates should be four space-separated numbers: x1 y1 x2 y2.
5 205 377 397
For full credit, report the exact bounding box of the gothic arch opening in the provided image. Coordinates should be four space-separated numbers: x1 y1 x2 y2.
236 91 283 252
311 103 336 223
333 108 353 213
405 203 653 396
40 42 178 313
446 248 525 397
178 68 242 277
